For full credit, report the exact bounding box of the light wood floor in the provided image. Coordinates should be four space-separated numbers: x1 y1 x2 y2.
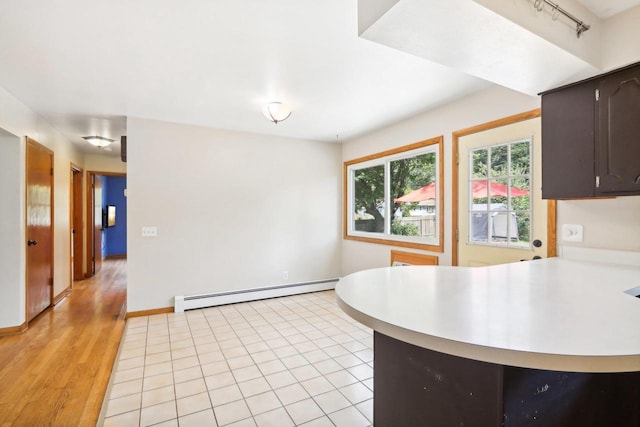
0 259 127 426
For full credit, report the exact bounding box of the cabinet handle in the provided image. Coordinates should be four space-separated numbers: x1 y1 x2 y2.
635 175 640 184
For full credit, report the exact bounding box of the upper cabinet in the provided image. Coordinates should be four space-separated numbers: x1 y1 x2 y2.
541 62 640 199
597 66 640 194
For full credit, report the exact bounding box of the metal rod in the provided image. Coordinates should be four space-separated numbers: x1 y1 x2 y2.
537 0 590 38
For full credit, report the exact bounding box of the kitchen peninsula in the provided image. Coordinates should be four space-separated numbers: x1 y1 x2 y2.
336 257 640 426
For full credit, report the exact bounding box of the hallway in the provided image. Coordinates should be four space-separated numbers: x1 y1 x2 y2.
0 259 127 426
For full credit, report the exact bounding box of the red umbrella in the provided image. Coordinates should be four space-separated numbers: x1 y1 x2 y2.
394 181 528 203
394 183 436 203
471 180 529 198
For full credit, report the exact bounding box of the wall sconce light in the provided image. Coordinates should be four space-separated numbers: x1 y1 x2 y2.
263 102 292 124
83 135 114 148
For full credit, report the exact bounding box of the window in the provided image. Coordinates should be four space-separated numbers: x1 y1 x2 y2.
468 138 531 248
344 136 443 252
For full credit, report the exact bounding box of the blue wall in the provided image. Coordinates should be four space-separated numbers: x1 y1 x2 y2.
103 176 127 256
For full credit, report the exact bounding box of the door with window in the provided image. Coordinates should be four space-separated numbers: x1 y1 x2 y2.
454 113 554 266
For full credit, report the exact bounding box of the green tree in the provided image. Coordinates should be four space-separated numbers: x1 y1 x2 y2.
354 153 436 233
390 221 420 236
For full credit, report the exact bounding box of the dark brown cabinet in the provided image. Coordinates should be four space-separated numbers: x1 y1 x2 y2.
541 62 640 199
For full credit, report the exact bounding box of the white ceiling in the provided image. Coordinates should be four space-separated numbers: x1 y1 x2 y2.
360 0 602 97
0 0 638 156
576 0 640 18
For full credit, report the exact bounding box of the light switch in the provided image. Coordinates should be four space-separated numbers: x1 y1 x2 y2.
141 226 157 237
562 224 583 243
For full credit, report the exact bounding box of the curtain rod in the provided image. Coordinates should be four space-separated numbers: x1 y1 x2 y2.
533 0 590 38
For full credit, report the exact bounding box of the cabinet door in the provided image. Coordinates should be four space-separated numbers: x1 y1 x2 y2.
541 81 596 199
597 66 640 195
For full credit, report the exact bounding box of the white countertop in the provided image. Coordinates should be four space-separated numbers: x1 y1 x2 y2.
335 258 640 372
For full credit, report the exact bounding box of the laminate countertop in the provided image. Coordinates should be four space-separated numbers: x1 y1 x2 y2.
335 257 640 372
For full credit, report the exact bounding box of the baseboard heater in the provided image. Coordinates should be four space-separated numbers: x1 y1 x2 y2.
174 278 339 313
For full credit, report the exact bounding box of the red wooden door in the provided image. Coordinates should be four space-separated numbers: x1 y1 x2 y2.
26 139 53 322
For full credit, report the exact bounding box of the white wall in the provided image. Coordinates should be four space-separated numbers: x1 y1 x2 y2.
602 5 640 71
557 197 640 252
0 131 23 328
0 85 84 328
474 0 602 68
127 117 342 312
342 85 540 274
84 154 127 174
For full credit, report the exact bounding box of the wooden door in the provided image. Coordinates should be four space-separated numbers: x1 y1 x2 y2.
72 166 83 281
453 111 556 266
26 138 53 322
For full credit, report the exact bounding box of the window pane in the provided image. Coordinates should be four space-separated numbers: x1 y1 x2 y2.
353 165 385 233
490 145 508 178
391 153 437 238
489 208 514 243
488 178 508 207
471 179 489 204
510 141 530 176
471 149 488 179
513 212 530 246
470 210 489 242
510 177 530 210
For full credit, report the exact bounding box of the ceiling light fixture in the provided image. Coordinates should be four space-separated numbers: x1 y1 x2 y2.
263 102 292 124
83 135 114 148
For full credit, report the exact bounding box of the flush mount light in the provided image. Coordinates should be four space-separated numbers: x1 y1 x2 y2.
83 135 114 148
263 102 292 124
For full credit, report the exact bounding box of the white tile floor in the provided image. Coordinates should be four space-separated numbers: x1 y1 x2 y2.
100 290 374 427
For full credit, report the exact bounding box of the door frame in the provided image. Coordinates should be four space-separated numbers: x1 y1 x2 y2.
25 137 54 322
451 109 557 266
85 171 127 277
70 163 83 283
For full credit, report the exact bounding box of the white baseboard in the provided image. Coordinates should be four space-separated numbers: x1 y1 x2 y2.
174 279 338 313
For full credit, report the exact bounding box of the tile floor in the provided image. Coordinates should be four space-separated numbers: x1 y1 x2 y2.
100 290 374 427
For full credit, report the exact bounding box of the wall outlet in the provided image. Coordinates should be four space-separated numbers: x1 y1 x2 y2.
141 226 157 237
562 224 583 242
282 270 289 280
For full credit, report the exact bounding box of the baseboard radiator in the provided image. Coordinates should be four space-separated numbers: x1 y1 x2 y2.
174 278 339 313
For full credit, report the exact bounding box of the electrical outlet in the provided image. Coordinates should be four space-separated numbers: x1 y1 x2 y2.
141 226 157 237
562 224 583 243
282 270 289 280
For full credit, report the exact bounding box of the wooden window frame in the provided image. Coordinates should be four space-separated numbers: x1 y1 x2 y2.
343 136 444 252
390 250 439 266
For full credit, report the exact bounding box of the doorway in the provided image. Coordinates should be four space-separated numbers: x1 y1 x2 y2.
452 110 556 266
71 165 83 282
26 138 54 322
86 172 127 277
